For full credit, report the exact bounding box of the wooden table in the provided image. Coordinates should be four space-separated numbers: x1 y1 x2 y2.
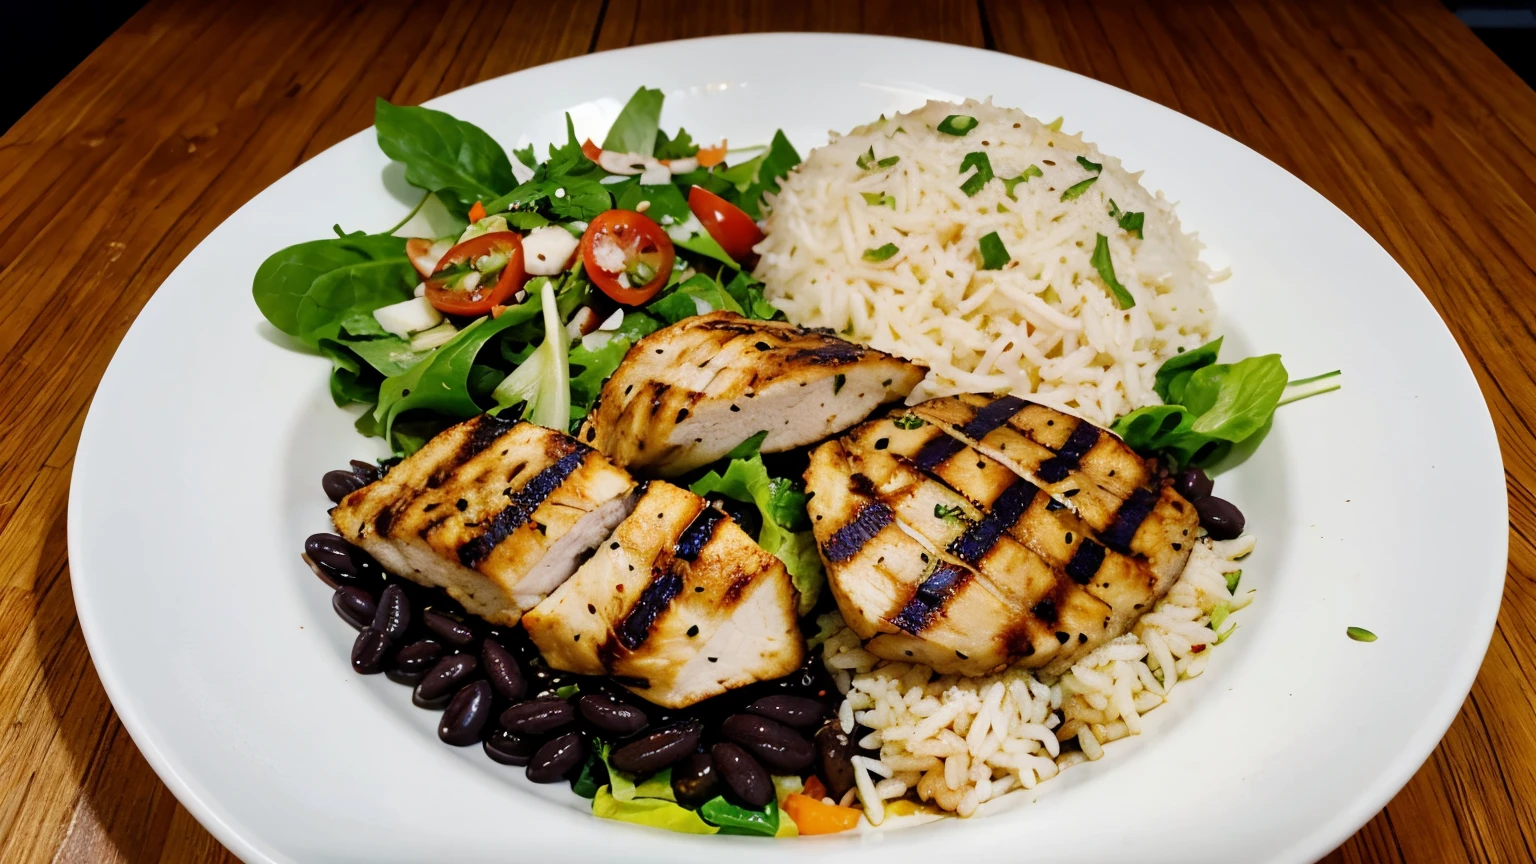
2 0 1531 860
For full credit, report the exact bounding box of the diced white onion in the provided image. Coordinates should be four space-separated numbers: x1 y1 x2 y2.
523 225 580 276
372 296 442 339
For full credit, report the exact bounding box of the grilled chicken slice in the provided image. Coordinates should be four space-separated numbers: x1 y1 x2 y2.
332 416 636 626
524 481 804 708
806 398 1200 676
910 395 1196 590
580 311 923 477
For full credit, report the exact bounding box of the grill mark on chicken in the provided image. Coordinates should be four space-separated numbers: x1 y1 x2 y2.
890 562 971 634
791 342 866 364
673 506 726 562
824 502 895 562
1065 538 1107 584
1038 422 1101 483
913 435 964 471
462 414 518 461
962 395 1029 438
457 448 589 567
1099 488 1158 553
946 481 1038 565
615 566 684 650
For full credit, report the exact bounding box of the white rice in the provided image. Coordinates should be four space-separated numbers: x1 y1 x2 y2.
819 534 1256 824
755 99 1218 425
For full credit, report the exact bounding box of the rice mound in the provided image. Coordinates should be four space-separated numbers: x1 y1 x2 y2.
755 98 1219 425
818 534 1256 825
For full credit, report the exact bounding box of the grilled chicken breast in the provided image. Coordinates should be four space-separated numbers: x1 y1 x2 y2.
524 481 804 708
332 416 637 626
806 397 1200 676
580 311 923 477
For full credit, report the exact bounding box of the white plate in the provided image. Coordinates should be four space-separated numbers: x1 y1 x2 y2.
69 33 1506 864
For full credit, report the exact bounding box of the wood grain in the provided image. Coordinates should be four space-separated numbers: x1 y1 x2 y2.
0 0 1529 860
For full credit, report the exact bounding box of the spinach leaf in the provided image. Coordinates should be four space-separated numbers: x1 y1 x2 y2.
252 232 417 348
1153 336 1222 402
615 182 691 225
736 130 801 219
1090 233 1135 309
722 270 780 320
373 298 545 450
602 86 665 155
374 99 515 213
1189 354 1287 440
699 795 780 837
666 214 740 268
318 341 377 406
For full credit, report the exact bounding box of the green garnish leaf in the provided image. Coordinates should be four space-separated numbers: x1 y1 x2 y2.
1076 155 1102 173
894 414 926 430
1113 354 1287 468
1108 199 1146 238
834 373 847 394
736 130 801 219
1002 165 1044 199
1090 233 1135 309
959 151 994 197
1209 601 1231 633
601 86 664 156
699 795 780 836
934 503 966 522
861 191 896 208
937 114 979 136
863 243 899 262
1225 569 1243 593
1347 627 1377 643
1061 176 1099 201
978 231 1010 270
690 454 824 615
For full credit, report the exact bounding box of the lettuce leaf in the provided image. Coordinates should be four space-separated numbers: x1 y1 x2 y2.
593 787 719 835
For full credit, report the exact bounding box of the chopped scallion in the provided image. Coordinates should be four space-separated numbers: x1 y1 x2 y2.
978 231 1010 270
937 115 979 136
1061 176 1098 201
861 191 896 209
1076 155 1102 173
934 503 965 522
863 243 899 262
1090 233 1135 309
1002 165 1044 199
894 414 926 430
1346 627 1377 643
959 151 994 197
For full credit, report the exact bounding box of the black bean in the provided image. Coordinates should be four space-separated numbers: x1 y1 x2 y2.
349 459 383 483
815 723 857 800
372 584 411 640
721 714 814 773
332 586 375 630
670 752 719 808
439 680 494 746
305 532 357 576
481 639 526 701
610 722 702 774
304 554 340 590
322 469 368 503
711 742 772 808
1195 495 1245 540
423 609 476 648
527 732 586 783
414 654 479 708
483 729 539 766
393 640 442 673
350 627 391 675
1174 467 1214 501
578 694 648 737
746 694 826 730
500 697 576 735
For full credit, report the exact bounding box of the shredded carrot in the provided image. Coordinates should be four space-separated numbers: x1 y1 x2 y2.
695 139 728 168
490 304 507 318
802 775 828 801
782 793 861 835
467 201 486 222
581 138 603 162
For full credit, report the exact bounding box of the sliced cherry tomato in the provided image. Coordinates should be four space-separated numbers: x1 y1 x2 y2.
580 210 675 305
695 140 728 168
423 231 526 316
687 185 764 262
405 237 454 279
581 138 603 162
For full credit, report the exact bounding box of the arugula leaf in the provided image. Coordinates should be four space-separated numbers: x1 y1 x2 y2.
978 231 1010 270
569 313 661 412
373 297 544 451
690 453 824 614
252 232 418 348
513 144 537 170
1090 233 1135 309
1076 155 1102 173
1001 166 1043 199
654 127 698 160
936 114 978 135
864 243 899 262
721 270 781 320
1061 176 1098 201
737 130 801 219
861 191 896 209
669 273 746 315
601 86 665 156
488 115 611 221
959 151 994 197
1154 337 1223 403
374 99 515 213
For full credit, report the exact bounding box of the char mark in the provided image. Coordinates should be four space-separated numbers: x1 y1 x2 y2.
792 341 866 364
1065 539 1107 584
457 448 588 566
823 502 894 562
1037 421 1101 483
464 414 519 459
616 567 685 650
947 481 1038 565
961 395 1028 438
1031 597 1058 626
1100 488 1157 553
891 563 970 634
913 435 964 471
674 507 726 562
